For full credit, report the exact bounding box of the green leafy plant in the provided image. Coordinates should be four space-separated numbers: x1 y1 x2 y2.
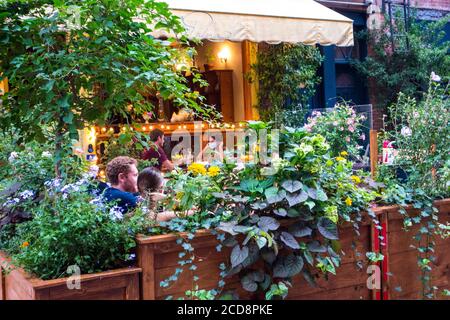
249 43 323 126
207 122 378 298
1 186 149 280
0 0 208 174
353 11 449 114
101 130 157 171
376 75 450 299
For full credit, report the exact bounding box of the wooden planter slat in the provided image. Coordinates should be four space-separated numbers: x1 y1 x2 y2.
137 215 375 300
373 199 450 300
0 251 141 300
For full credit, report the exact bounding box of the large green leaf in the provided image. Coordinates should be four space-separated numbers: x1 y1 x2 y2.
231 245 249 268
257 216 280 232
289 222 313 238
317 217 339 240
281 180 303 193
280 232 300 249
273 254 304 278
265 187 286 204
285 190 308 207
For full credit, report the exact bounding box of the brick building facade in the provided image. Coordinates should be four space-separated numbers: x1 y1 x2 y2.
315 0 449 130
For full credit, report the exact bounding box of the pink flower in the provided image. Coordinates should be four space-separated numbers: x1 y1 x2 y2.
340 127 344 131
347 119 354 125
431 72 441 82
359 134 366 141
348 126 355 132
346 136 350 142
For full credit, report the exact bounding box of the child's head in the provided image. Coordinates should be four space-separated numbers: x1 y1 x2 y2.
138 167 164 194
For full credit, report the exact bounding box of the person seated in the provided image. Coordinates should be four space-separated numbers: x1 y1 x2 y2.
196 135 224 163
137 167 194 221
103 156 140 213
142 129 174 172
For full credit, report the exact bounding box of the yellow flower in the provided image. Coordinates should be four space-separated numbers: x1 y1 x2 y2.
345 197 352 206
176 192 184 200
340 151 348 157
207 166 221 177
188 163 207 175
21 241 29 248
335 156 346 162
350 175 361 184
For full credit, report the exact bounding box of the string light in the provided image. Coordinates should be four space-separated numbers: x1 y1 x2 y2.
101 127 107 133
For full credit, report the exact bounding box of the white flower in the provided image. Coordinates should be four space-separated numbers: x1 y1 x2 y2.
431 72 441 82
401 126 412 137
8 152 18 163
44 178 62 190
127 254 136 261
19 190 34 200
2 197 20 207
83 165 99 179
109 206 124 221
41 151 52 158
61 183 80 194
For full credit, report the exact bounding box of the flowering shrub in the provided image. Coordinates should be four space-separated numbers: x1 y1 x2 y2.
375 74 450 299
0 186 149 280
303 103 367 159
205 124 378 298
379 76 449 199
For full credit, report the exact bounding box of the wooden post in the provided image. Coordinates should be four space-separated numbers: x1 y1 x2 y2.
137 242 156 300
0 76 8 95
431 144 436 180
370 130 378 178
241 40 259 120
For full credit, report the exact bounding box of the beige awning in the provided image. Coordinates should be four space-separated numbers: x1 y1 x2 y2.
153 0 354 46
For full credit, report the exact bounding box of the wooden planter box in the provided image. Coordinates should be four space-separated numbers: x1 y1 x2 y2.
136 214 376 300
0 251 141 300
372 199 450 300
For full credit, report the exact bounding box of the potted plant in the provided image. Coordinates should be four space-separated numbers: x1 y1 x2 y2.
136 123 380 300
